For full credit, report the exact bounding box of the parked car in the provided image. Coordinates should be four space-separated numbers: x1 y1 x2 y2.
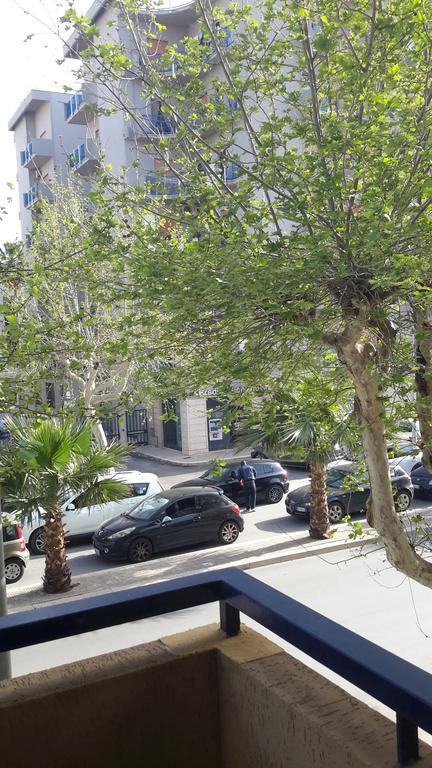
172 459 289 505
251 446 347 470
3 522 29 584
286 461 413 523
389 452 422 476
93 487 244 562
20 471 164 555
410 463 432 496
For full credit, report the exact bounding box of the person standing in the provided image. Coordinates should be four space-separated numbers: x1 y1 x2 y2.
238 459 257 512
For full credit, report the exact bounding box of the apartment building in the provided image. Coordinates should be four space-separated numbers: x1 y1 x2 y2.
8 2 236 456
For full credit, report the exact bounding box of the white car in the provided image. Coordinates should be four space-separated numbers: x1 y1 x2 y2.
22 471 164 555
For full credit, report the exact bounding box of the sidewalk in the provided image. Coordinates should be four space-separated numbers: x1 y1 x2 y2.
132 444 253 467
7 523 378 614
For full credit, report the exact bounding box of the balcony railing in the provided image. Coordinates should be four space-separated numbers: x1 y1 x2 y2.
23 186 38 208
20 138 54 170
128 113 176 141
69 142 98 174
65 92 83 121
0 566 430 766
23 183 53 208
145 173 179 196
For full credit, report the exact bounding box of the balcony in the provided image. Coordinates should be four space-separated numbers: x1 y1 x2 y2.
23 183 53 208
145 173 179 196
20 138 54 170
68 141 99 175
1 568 432 767
64 87 97 124
127 113 176 142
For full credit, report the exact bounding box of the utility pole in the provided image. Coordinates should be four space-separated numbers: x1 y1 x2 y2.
0 502 12 679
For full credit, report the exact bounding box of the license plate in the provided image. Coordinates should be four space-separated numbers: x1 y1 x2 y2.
413 484 420 489
296 506 306 512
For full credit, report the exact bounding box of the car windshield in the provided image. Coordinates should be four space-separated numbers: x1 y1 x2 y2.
327 469 369 488
326 470 347 488
128 495 170 520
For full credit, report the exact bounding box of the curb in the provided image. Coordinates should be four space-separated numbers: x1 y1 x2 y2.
132 448 253 468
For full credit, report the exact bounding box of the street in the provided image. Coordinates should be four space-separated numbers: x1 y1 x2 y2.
7 455 310 595
8 453 432 596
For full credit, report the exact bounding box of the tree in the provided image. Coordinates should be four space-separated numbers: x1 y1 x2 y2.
240 373 356 538
62 0 432 587
3 179 151 447
0 418 129 593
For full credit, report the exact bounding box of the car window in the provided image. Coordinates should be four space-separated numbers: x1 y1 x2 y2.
2 524 18 542
129 495 170 520
166 497 197 518
412 463 423 473
129 482 149 497
271 463 284 474
196 494 219 511
254 463 268 477
201 465 237 481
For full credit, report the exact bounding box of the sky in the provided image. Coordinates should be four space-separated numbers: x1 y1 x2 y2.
0 0 89 244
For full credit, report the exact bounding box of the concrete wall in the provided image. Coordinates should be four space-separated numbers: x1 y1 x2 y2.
1 624 431 768
179 397 208 454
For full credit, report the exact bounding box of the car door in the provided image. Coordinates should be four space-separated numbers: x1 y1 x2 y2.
63 493 105 536
220 466 242 501
195 494 223 541
156 496 202 551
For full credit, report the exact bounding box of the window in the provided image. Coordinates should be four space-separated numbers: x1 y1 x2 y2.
255 463 269 477
129 483 149 497
196 494 219 511
166 498 197 518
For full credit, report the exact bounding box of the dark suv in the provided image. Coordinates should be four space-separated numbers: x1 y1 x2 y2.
172 459 289 505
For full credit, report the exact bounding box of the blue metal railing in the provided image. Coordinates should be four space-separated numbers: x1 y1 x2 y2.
145 173 179 196
20 143 33 166
0 566 429 766
23 186 38 208
65 92 83 120
69 143 86 169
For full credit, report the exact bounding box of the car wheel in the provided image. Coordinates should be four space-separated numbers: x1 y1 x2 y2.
128 537 153 563
29 527 46 555
4 558 25 584
328 502 345 523
395 490 412 512
219 521 240 544
267 485 284 504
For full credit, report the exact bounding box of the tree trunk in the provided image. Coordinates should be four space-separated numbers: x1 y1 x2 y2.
91 418 108 449
337 322 432 589
413 304 432 470
43 507 72 593
309 461 329 539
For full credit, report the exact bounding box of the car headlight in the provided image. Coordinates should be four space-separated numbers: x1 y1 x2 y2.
428 480 432 486
107 527 136 540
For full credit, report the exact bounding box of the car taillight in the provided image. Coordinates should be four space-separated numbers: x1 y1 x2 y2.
20 539 26 552
283 470 288 478
230 503 241 516
16 525 23 539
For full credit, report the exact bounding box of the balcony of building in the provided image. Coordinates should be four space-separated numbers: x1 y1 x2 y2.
20 138 54 171
1 567 432 768
127 112 177 143
23 183 53 208
145 172 179 196
64 87 97 125
68 140 99 175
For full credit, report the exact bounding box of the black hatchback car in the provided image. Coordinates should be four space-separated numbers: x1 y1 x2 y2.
286 462 413 523
410 463 432 495
93 487 244 563
172 459 289 505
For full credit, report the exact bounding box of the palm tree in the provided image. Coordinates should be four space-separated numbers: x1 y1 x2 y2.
240 384 356 539
0 418 130 593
